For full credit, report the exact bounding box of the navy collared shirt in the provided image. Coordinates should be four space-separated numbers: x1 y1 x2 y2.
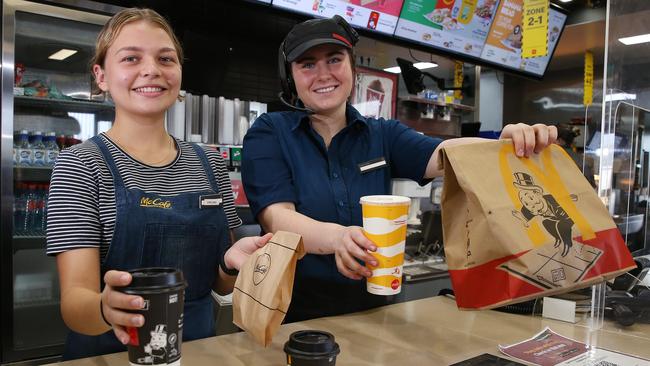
242 105 440 321
242 105 441 229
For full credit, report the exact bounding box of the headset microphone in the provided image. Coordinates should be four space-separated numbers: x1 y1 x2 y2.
278 91 315 114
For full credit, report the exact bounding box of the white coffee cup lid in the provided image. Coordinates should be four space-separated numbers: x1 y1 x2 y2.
360 195 411 206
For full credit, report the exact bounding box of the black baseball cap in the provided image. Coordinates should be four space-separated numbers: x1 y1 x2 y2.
283 15 359 63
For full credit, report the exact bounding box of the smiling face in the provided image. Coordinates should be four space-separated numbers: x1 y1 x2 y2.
93 20 181 120
519 189 547 215
290 44 353 115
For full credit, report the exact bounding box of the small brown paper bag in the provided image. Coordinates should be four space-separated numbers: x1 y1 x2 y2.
441 140 636 310
232 231 305 346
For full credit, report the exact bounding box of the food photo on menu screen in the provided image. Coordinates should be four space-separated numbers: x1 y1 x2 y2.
272 0 405 35
479 0 567 76
394 0 501 58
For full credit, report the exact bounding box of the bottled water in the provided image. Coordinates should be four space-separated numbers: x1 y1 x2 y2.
31 131 47 167
23 184 37 235
41 184 49 234
44 132 59 166
13 183 48 236
13 184 26 235
15 130 32 166
31 184 45 235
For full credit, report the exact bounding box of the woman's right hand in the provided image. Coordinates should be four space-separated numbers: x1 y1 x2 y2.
101 270 145 344
333 226 379 280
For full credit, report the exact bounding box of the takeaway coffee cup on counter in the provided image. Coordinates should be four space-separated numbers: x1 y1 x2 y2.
284 330 340 366
360 195 411 295
117 267 187 366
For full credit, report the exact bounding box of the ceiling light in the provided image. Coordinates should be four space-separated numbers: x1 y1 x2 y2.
384 66 402 74
413 62 438 69
48 49 78 60
619 34 650 45
384 62 438 74
558 0 572 3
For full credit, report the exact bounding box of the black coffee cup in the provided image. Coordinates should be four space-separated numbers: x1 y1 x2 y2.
118 267 187 366
284 330 340 366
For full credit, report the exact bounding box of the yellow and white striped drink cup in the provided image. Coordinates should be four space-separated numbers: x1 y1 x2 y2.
360 195 410 295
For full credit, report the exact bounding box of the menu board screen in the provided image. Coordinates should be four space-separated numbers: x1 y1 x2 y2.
272 0 405 35
394 0 501 58
479 0 566 76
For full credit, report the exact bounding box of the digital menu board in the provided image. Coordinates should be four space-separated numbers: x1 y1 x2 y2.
272 0 405 35
394 0 501 58
394 0 567 78
479 0 567 76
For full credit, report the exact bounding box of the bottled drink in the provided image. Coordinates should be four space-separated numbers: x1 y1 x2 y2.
13 183 26 235
44 132 59 166
41 184 50 234
15 130 33 166
31 131 47 167
23 184 37 235
65 135 81 147
32 184 45 235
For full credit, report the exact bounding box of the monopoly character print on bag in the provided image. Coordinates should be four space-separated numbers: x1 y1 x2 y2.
441 141 637 310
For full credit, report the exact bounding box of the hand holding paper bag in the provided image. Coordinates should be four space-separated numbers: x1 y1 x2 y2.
233 231 305 346
441 140 636 310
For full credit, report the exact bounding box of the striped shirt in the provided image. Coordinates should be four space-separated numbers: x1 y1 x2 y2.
46 133 241 260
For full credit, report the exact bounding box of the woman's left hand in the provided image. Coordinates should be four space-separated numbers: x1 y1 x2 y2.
500 123 558 157
224 233 273 271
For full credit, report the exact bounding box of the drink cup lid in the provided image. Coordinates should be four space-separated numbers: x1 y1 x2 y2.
118 267 186 294
284 330 340 358
360 195 411 206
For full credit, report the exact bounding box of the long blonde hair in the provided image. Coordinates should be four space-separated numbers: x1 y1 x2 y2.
91 8 184 69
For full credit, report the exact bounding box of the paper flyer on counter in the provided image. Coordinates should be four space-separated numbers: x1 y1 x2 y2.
498 327 650 366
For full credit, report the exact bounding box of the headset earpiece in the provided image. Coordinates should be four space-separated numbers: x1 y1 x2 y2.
278 41 295 102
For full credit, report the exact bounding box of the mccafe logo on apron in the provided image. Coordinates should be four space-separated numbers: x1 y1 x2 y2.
140 197 172 209
253 253 271 285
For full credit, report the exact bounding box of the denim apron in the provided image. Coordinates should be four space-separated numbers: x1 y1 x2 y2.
62 136 230 360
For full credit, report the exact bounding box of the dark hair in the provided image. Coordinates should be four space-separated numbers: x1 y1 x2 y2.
558 127 578 145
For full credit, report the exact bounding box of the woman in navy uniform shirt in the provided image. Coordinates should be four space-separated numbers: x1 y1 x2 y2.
241 15 557 323
47 8 271 360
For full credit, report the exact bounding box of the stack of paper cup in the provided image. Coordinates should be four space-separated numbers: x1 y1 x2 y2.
360 195 410 295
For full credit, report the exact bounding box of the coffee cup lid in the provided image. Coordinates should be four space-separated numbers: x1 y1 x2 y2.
119 267 186 294
284 330 340 358
360 195 411 206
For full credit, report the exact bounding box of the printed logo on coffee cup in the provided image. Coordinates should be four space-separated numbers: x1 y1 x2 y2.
253 253 271 285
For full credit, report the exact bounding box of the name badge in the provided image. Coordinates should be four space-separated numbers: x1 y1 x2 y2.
358 157 388 174
199 193 222 209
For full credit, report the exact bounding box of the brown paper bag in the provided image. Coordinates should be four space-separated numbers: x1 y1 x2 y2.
232 231 305 346
441 140 636 310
